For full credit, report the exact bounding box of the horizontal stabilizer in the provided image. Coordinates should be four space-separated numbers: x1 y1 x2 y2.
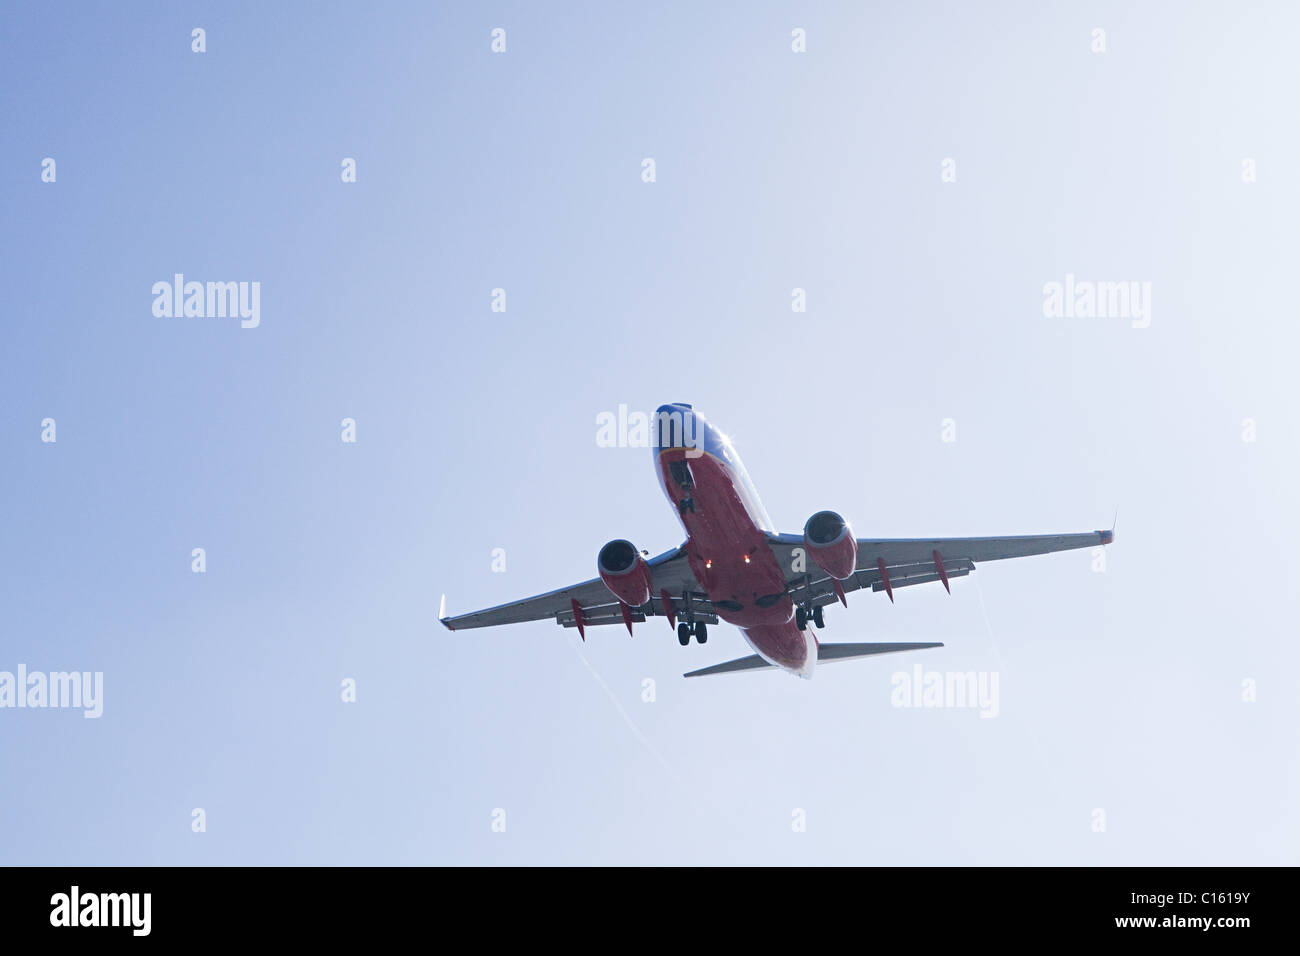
683 641 943 678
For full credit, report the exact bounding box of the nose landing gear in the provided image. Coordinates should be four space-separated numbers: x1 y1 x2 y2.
670 460 696 515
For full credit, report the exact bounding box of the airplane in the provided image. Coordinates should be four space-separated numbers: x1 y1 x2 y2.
440 403 1113 679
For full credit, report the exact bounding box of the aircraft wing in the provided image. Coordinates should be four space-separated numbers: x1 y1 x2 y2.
439 543 713 635
766 528 1112 607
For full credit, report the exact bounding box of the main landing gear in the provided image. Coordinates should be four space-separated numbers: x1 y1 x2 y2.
795 605 825 631
677 621 708 645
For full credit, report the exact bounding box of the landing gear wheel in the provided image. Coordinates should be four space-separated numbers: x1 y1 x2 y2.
795 607 807 631
695 621 708 644
677 622 691 646
678 498 696 515
812 605 825 629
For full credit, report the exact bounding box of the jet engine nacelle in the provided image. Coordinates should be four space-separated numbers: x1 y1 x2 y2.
803 510 858 580
597 539 653 607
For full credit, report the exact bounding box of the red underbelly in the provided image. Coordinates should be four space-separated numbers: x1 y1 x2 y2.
658 449 793 629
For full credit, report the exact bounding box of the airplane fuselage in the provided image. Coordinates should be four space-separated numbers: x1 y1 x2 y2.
653 404 815 677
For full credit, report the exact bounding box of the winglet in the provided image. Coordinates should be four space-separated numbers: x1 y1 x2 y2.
1094 508 1117 546
1098 509 1116 545
438 593 455 630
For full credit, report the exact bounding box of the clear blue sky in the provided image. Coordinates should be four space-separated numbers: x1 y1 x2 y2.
1 1 1296 864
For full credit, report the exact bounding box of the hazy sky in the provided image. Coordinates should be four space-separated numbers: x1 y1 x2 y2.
2 1 1296 865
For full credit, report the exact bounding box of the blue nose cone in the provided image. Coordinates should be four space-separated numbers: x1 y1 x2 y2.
653 403 701 450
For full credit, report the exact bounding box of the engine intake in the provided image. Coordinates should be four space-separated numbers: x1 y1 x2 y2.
597 539 653 607
803 510 857 580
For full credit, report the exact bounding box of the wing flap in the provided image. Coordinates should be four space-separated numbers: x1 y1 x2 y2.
557 606 645 629
868 565 972 593
556 601 719 629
